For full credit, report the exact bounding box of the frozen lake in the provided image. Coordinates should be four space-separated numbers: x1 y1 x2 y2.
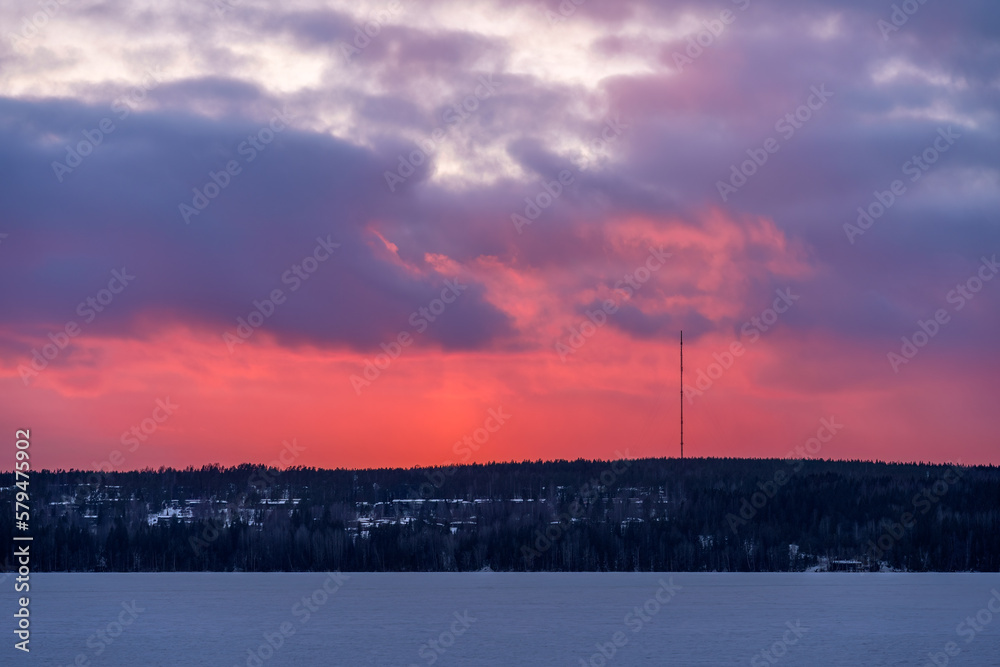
3 572 999 666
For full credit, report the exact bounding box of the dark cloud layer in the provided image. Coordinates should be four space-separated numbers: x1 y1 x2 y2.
1 0 998 363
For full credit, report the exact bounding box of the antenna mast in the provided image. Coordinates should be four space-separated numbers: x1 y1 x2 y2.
680 330 683 459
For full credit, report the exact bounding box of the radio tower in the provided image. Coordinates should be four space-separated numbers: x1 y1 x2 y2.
680 330 684 459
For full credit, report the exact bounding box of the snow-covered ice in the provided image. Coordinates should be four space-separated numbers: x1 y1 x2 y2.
4 572 999 666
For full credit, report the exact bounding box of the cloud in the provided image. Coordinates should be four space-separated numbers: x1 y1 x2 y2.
1 0 999 465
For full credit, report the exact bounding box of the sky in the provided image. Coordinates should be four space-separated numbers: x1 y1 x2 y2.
1 0 998 470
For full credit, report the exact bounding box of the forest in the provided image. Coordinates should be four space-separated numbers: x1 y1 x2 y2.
2 457 998 572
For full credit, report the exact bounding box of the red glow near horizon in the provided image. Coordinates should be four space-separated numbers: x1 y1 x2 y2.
4 209 997 470
3 321 995 471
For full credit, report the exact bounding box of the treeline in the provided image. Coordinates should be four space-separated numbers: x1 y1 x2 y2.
1 457 998 572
